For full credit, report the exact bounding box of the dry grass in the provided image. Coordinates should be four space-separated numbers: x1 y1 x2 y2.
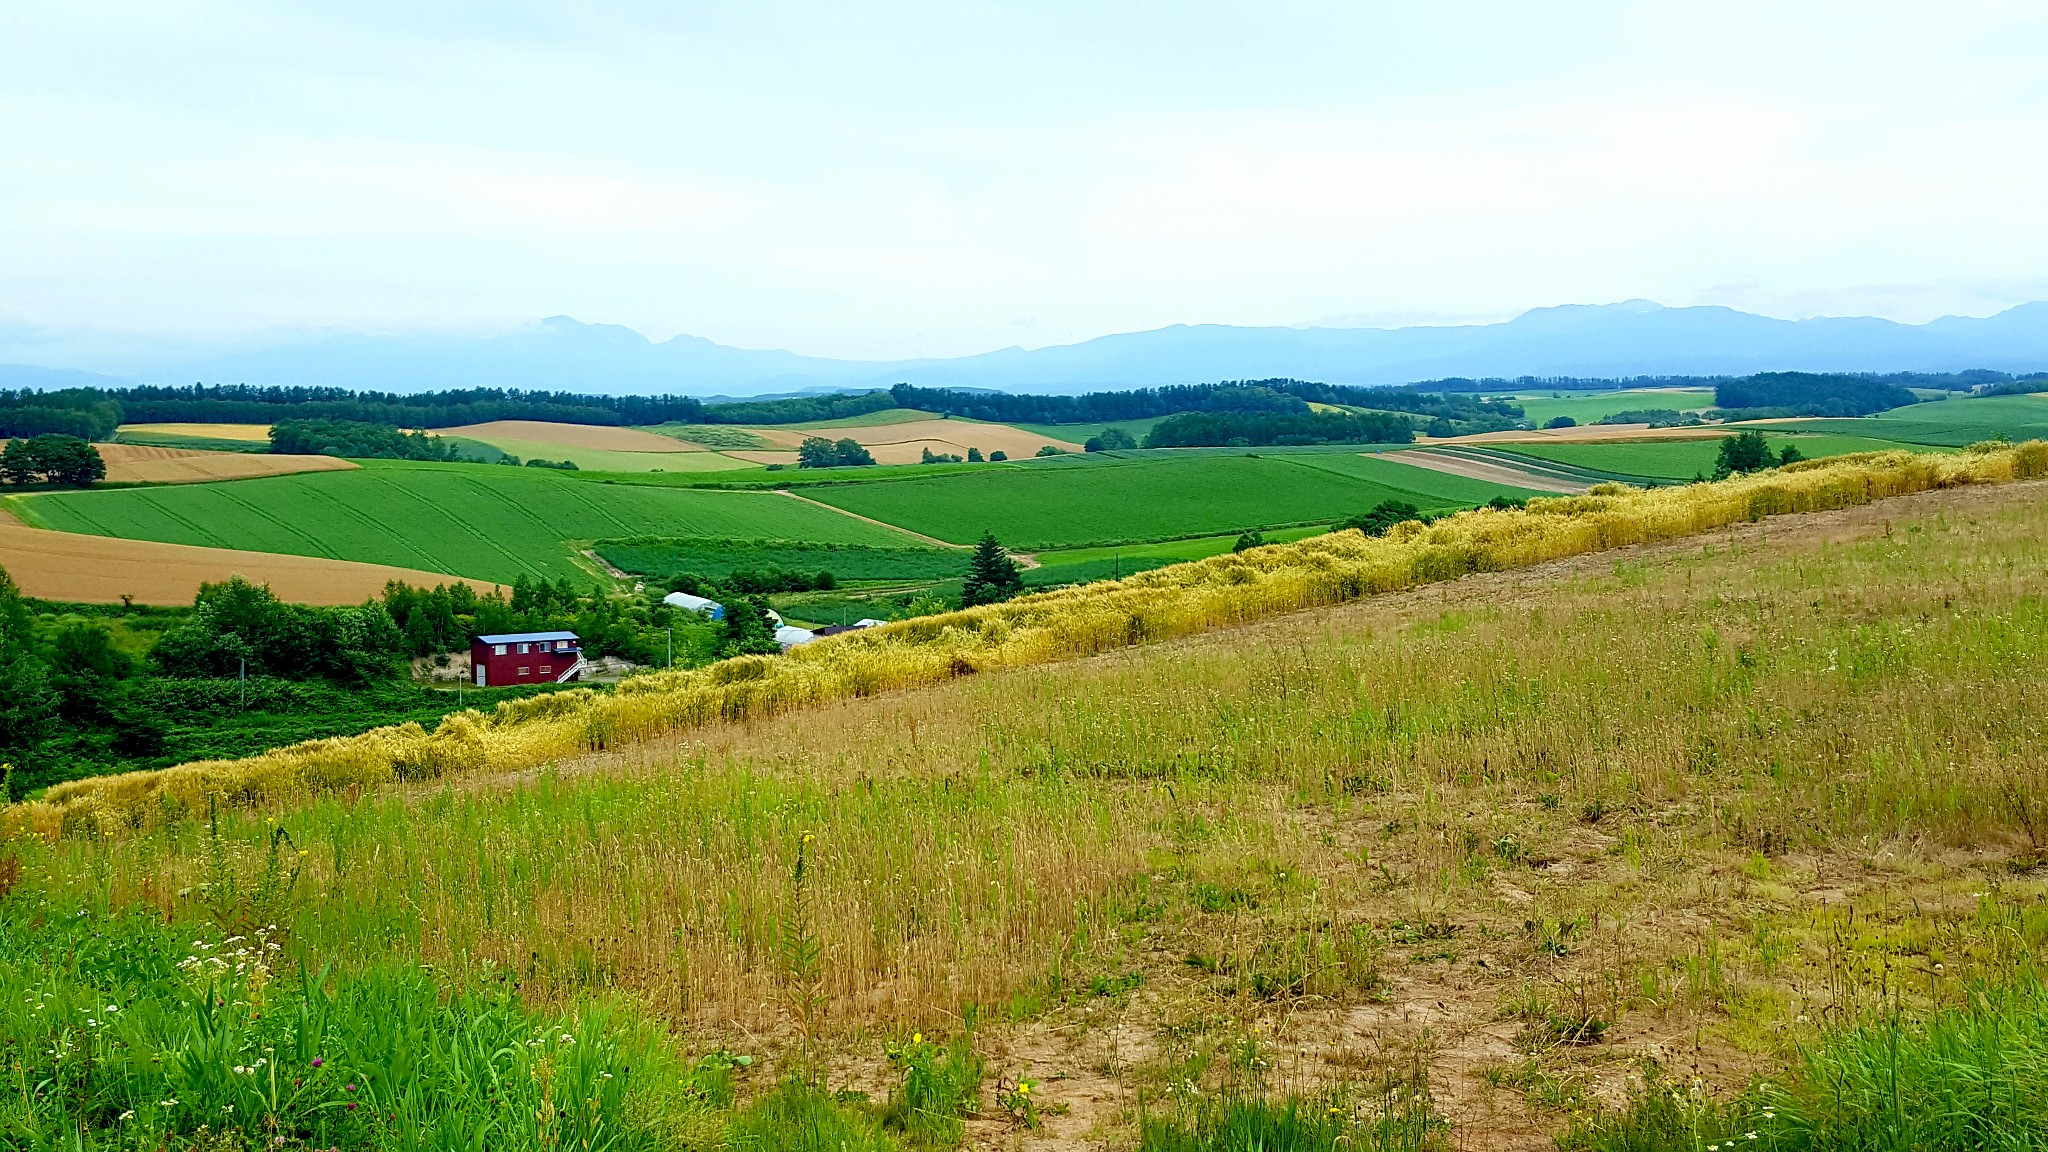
0 518 492 605
26 444 2044 834
95 443 358 483
20 476 2048 1148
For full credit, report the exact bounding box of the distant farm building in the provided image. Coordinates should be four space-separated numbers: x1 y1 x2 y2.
472 631 583 686
663 591 725 619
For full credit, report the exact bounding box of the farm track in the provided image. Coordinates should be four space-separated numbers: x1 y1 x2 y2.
772 489 968 550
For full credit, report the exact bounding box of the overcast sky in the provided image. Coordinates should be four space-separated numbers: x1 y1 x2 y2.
4 1 2047 359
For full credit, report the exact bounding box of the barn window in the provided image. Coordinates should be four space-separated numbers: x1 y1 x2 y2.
539 665 552 675
518 666 531 677
494 645 506 656
517 642 531 654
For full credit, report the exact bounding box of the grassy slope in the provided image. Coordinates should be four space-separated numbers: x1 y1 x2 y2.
15 460 922 583
1758 392 2048 446
805 452 1537 547
1508 387 1718 424
1497 432 1939 480
19 479 2048 1147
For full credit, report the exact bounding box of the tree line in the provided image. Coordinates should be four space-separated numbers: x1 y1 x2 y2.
269 419 461 460
1140 409 1416 448
887 380 1522 427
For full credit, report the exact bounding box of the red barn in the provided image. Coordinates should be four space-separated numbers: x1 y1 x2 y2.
471 631 582 686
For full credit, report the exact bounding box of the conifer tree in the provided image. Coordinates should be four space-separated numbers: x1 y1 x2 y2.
960 531 1023 607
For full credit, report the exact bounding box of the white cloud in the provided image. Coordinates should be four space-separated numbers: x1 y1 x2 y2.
1 1 2045 357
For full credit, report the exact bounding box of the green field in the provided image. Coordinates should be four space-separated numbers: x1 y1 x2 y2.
110 429 270 453
645 423 772 449
1506 387 1717 425
1006 414 1172 443
806 451 1540 548
1493 431 1941 481
15 460 924 583
1758 393 2048 447
594 537 958 582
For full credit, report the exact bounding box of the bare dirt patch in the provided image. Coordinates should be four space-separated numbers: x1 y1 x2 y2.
96 444 358 484
749 419 1083 463
1379 448 1591 494
0 520 493 605
441 420 710 453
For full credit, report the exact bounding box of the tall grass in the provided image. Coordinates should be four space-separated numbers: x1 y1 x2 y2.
24 444 2047 836
16 476 2048 1036
0 897 702 1150
1564 975 2048 1151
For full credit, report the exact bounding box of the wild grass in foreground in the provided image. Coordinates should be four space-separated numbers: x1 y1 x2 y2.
8 477 2048 1145
1565 974 2048 1151
26 442 2047 835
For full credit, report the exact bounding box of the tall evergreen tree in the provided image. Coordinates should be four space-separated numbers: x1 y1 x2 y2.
960 532 1024 607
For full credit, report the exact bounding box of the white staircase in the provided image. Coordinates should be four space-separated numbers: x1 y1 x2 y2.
555 657 586 683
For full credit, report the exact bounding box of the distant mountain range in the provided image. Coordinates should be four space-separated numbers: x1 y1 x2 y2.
5 300 2048 397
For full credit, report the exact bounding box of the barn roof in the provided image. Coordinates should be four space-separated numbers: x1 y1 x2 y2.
475 631 580 644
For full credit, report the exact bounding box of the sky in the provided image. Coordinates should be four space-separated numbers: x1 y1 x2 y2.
4 1 2048 361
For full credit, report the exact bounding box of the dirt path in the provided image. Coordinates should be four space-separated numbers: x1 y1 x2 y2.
772 489 967 549
1378 447 1592 494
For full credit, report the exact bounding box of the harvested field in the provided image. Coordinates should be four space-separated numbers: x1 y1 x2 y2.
116 422 272 441
749 418 1082 463
1378 446 1591 493
96 443 358 484
0 516 490 605
442 420 710 453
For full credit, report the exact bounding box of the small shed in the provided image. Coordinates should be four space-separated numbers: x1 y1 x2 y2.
472 631 582 686
663 591 725 620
